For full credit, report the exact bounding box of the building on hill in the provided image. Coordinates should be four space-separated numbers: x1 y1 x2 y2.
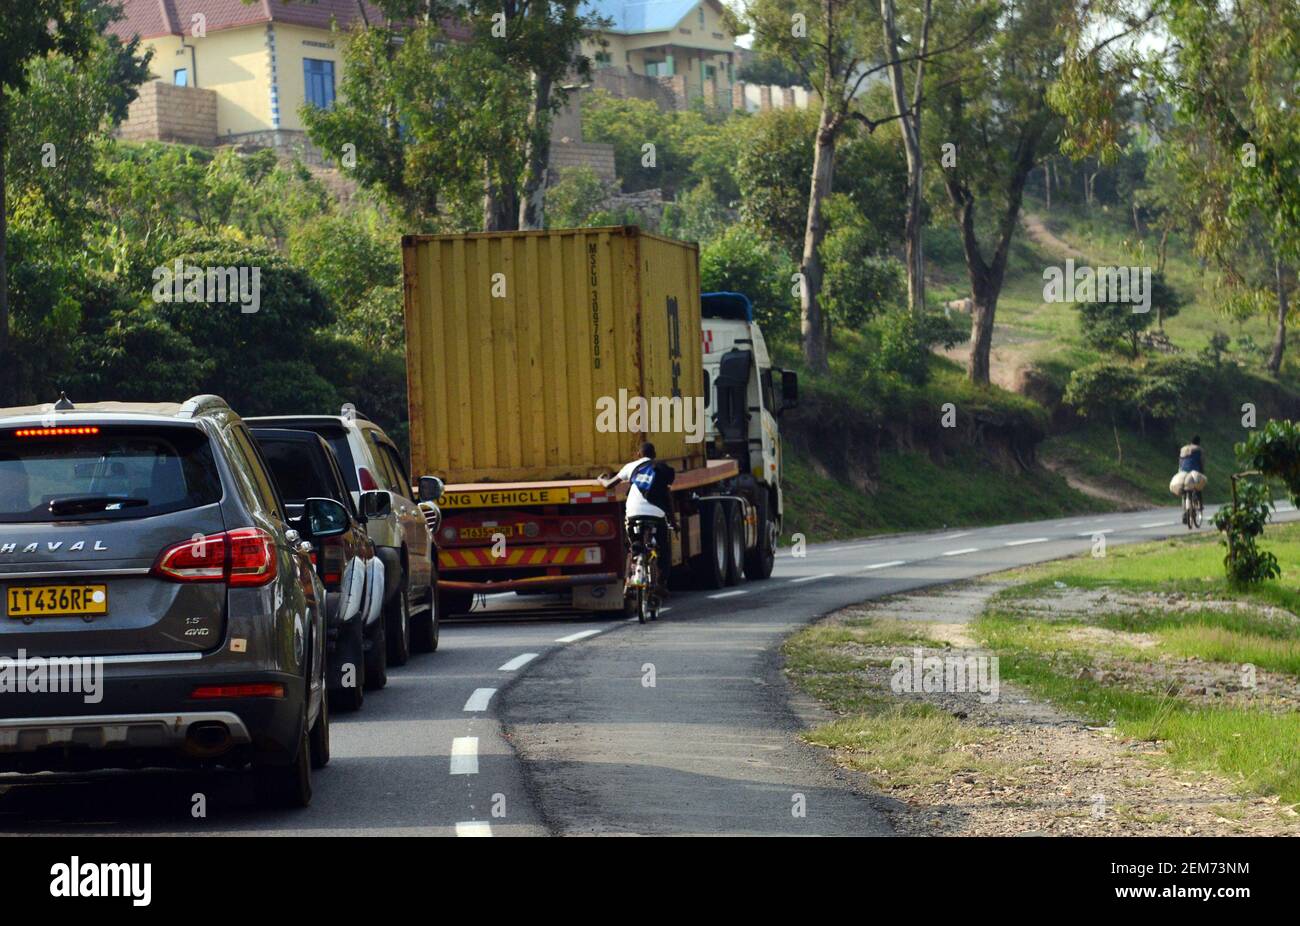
105 1 807 186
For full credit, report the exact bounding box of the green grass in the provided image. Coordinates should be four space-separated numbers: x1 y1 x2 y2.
783 440 1097 542
783 615 1003 788
974 614 1300 802
974 522 1300 802
991 521 1300 614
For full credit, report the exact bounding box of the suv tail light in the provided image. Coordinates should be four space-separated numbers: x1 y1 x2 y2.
319 536 345 587
152 528 278 587
358 466 379 491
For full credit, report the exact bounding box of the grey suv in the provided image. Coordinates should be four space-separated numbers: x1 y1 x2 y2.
0 395 335 808
246 408 442 664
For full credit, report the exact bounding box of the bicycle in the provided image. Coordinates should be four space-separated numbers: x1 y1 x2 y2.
1182 487 1204 530
625 517 664 624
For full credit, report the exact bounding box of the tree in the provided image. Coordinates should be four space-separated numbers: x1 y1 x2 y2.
744 0 898 371
1076 270 1183 357
1 0 141 401
928 0 1067 384
1062 360 1140 463
1054 0 1300 373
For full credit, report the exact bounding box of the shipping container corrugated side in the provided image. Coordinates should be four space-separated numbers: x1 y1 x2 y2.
403 226 706 484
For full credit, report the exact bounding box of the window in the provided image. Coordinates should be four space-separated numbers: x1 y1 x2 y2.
699 6 705 25
173 68 188 87
0 428 221 523
595 51 612 67
230 427 287 521
303 58 336 109
704 64 716 80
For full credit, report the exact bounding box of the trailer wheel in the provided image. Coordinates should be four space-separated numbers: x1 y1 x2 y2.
692 502 728 589
743 493 776 580
724 502 745 586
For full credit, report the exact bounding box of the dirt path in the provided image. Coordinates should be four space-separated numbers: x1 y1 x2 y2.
1021 211 1088 259
807 584 1298 836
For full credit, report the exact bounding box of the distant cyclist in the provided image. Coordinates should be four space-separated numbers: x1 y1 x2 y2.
1180 436 1206 499
598 441 676 593
1176 435 1207 506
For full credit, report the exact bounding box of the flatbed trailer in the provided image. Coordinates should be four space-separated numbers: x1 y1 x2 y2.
433 458 745 612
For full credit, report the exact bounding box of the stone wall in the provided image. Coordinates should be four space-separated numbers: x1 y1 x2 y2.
116 81 217 147
548 140 618 184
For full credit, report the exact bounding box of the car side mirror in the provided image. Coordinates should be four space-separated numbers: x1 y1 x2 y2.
418 475 444 503
780 369 799 411
361 491 391 520
304 497 349 538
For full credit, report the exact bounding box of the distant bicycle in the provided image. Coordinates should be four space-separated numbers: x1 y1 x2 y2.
1182 487 1204 530
625 517 663 624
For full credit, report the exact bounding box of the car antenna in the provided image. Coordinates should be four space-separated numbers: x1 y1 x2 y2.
53 391 75 411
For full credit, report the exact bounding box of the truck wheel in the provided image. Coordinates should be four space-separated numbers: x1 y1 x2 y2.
724 502 745 586
743 494 776 580
692 502 728 589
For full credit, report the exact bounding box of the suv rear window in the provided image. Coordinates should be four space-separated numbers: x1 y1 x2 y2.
257 438 340 505
0 427 223 523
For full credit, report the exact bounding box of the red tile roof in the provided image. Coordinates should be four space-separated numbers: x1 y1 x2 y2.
105 0 398 41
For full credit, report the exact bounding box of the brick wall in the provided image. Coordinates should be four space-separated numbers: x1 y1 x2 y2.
117 81 217 147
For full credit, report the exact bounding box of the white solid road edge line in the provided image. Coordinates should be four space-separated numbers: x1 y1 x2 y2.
555 629 602 643
450 737 479 775
708 589 748 598
942 547 979 556
463 688 496 712
455 821 493 837
498 653 538 672
789 573 835 584
864 560 906 570
1005 537 1048 546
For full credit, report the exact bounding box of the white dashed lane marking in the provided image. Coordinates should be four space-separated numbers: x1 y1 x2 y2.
450 737 479 775
708 590 747 599
463 688 496 712
455 822 492 837
864 560 906 570
1077 529 1113 536
1005 537 1048 546
789 573 835 584
555 629 601 643
498 653 538 672
942 548 979 557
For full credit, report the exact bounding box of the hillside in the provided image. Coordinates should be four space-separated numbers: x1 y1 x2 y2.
779 197 1300 541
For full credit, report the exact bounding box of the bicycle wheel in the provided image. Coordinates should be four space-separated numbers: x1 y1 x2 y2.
636 587 648 624
1192 495 1204 529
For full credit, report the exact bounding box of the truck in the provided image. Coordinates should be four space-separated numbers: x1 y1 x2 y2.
401 226 798 615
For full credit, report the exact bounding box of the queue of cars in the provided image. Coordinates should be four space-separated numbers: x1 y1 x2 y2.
0 395 443 808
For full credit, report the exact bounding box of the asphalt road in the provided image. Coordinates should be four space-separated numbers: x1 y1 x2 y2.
1 501 1293 835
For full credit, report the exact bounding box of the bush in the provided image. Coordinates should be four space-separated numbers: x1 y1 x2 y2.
699 226 798 340
544 167 608 228
1212 479 1280 586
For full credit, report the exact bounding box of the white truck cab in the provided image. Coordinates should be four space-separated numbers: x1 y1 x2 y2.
700 292 798 543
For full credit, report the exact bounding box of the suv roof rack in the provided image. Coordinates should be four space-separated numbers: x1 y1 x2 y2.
340 403 371 423
177 395 231 419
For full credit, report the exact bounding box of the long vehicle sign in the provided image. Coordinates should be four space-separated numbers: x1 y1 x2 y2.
439 487 573 510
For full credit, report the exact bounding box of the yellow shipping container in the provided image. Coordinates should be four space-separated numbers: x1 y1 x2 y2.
403 227 706 484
